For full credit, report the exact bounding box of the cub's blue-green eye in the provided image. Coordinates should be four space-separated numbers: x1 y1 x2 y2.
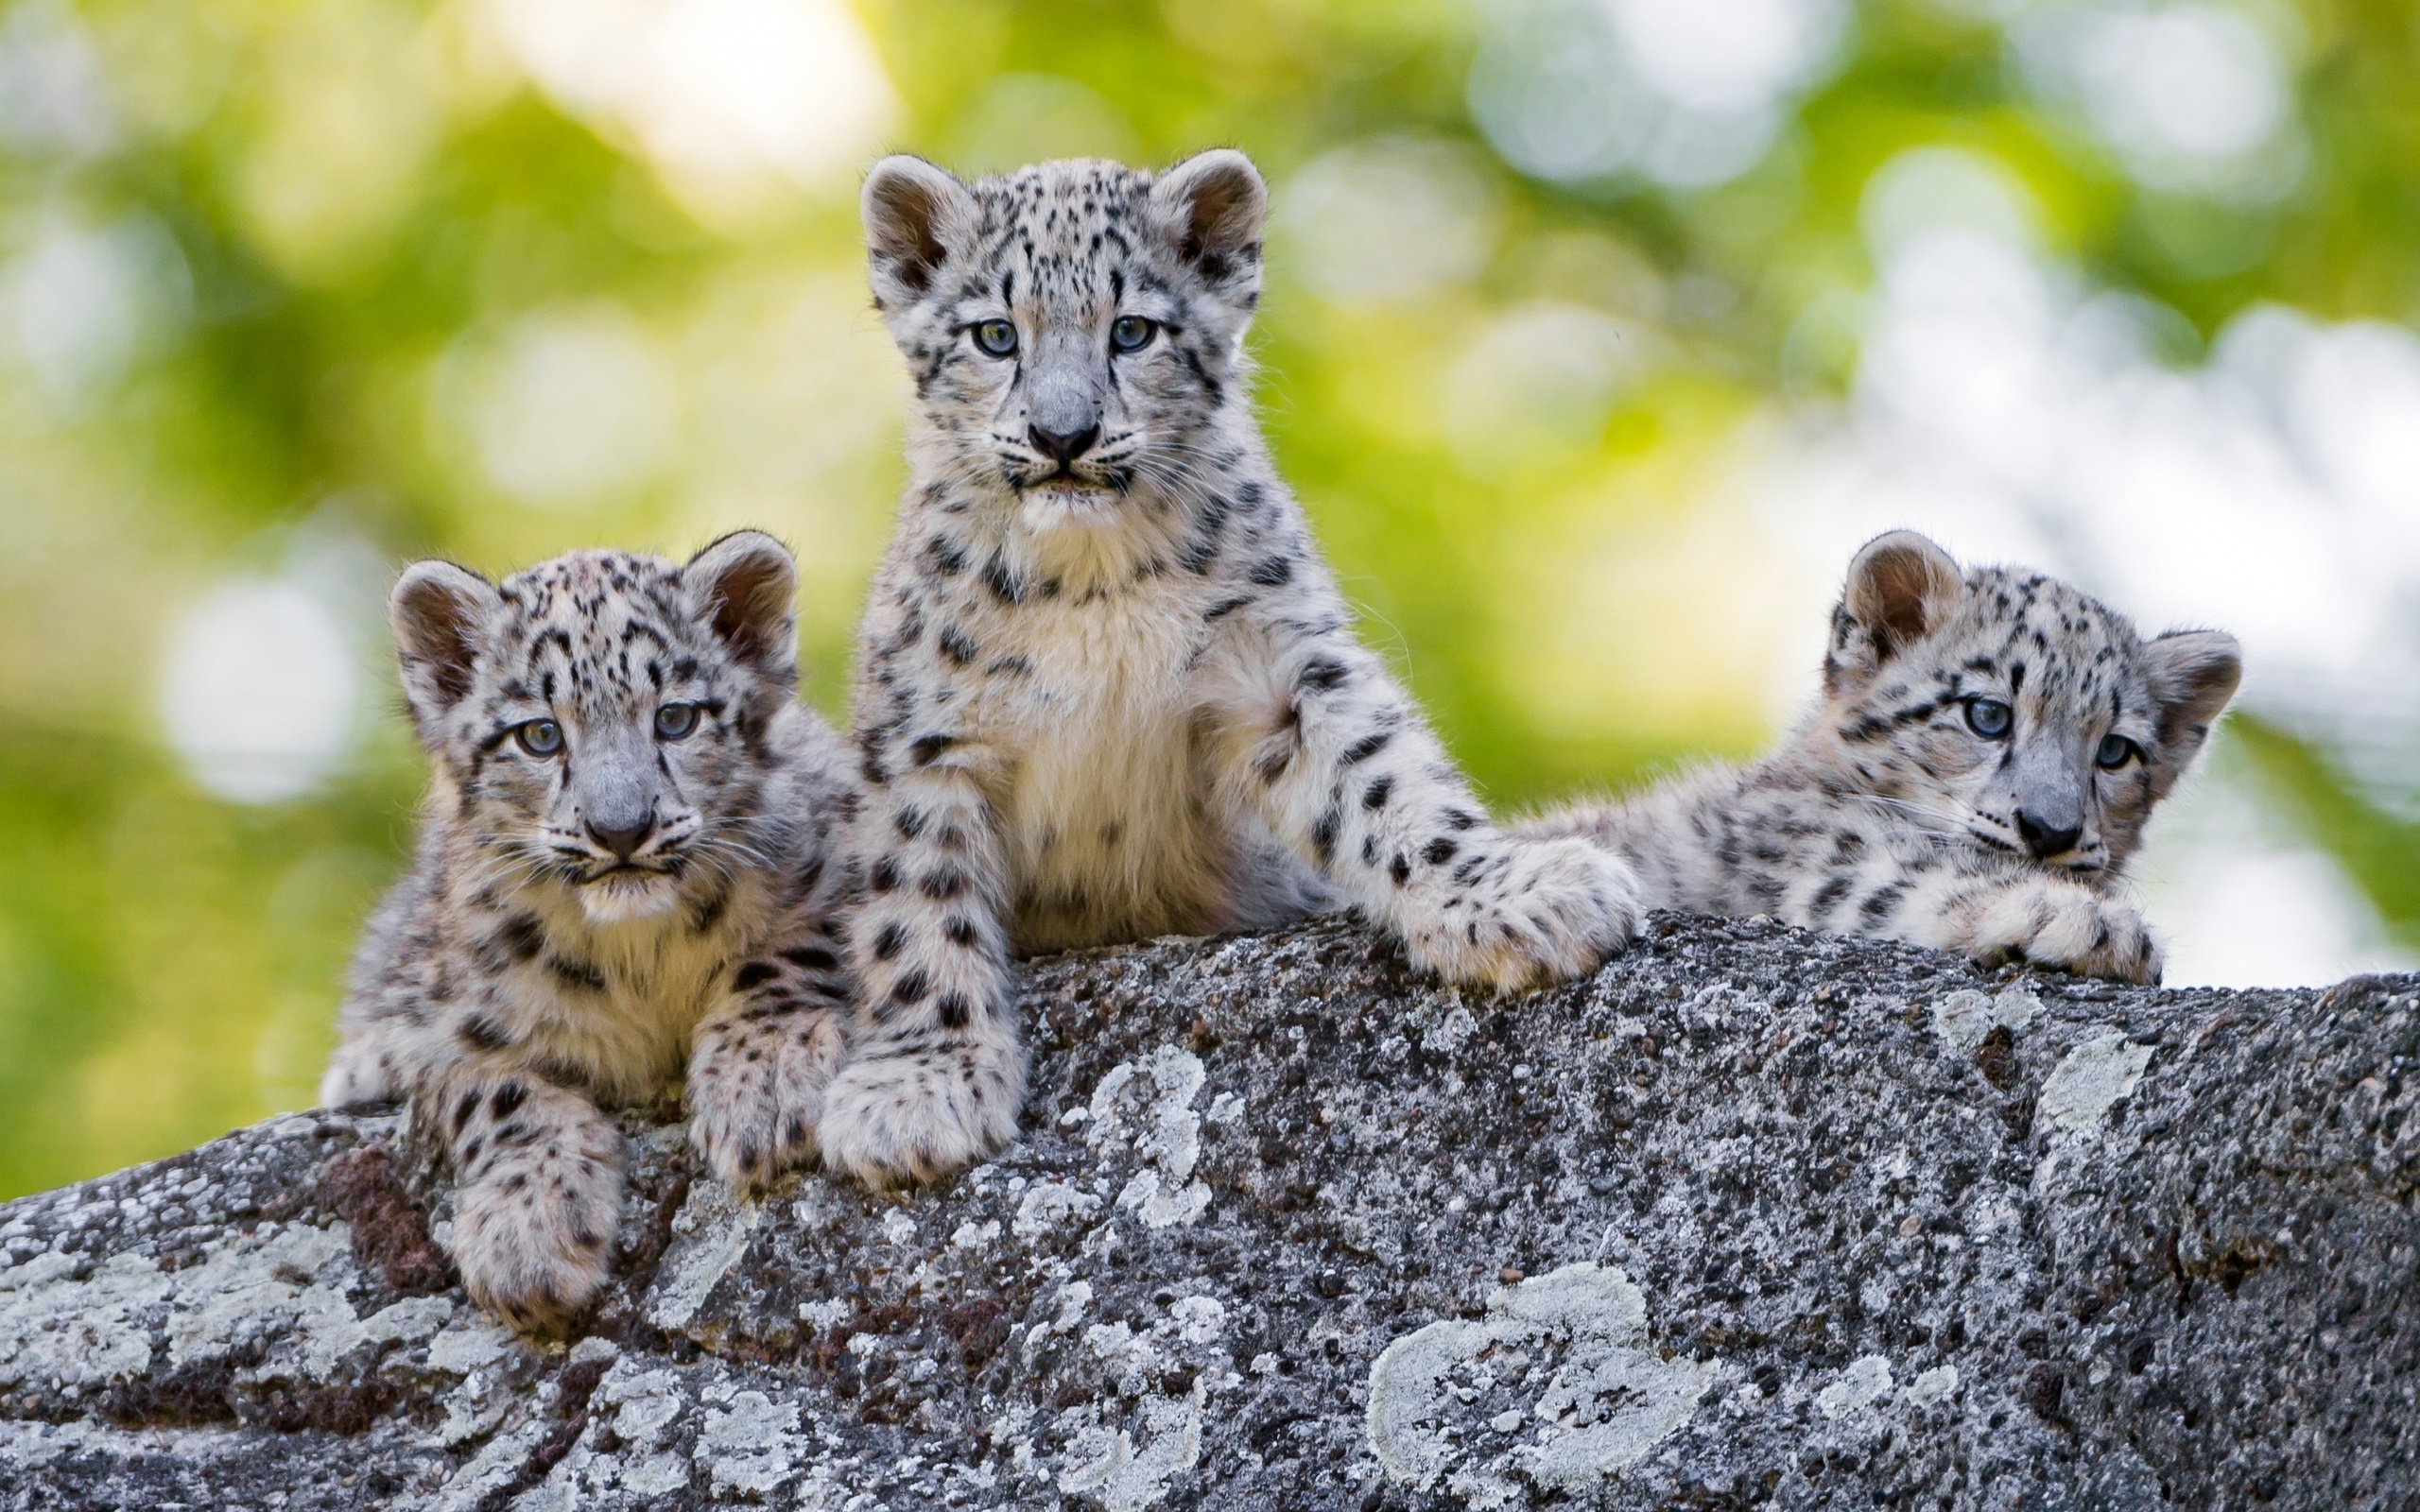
974 319 1017 357
515 719 563 757
654 703 700 741
2096 732 2139 769
1111 316 1156 352
1964 698 2014 739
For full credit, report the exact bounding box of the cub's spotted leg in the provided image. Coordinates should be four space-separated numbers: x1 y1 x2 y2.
685 927 854 1190
817 752 1025 1187
1903 868 2164 985
418 1062 622 1334
1207 596 1639 990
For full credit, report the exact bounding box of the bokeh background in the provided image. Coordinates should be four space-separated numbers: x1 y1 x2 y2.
4 0 2417 1198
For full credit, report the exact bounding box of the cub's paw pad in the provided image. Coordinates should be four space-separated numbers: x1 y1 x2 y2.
818 1036 1026 1189
1975 887 2162 986
450 1172 619 1335
686 1010 847 1191
2050 901 2163 986
1405 836 1640 992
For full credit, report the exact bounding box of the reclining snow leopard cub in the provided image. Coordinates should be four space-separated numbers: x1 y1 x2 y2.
1520 531 2239 983
320 534 857 1330
818 149 1641 1185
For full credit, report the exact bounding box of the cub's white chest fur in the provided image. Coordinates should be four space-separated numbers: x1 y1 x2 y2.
978 590 1228 949
515 884 776 1101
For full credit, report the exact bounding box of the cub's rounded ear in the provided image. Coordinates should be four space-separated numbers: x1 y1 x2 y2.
389 560 498 728
684 530 798 686
1150 148 1267 289
1846 530 1963 655
862 155 975 311
2141 628 2242 792
1824 530 1964 696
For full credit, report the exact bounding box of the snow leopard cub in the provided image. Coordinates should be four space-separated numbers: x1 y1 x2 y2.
819 150 1639 1185
320 534 858 1331
1522 531 2239 983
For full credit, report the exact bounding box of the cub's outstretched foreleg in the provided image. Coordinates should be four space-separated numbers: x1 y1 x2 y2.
1201 576 1639 991
818 750 1024 1186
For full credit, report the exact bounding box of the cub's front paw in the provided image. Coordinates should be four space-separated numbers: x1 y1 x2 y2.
449 1145 622 1335
817 1027 1026 1189
317 1039 395 1108
1971 883 2164 985
686 1006 848 1191
1400 834 1640 992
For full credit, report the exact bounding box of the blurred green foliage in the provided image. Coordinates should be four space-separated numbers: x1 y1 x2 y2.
1 0 2415 1196
2230 714 2420 950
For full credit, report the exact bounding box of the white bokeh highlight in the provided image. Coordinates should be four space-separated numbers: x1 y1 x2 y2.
160 579 360 806
1441 302 1654 473
1 212 191 404
1609 0 1841 115
458 303 680 507
2012 1 2301 201
0 0 114 157
2131 771 2415 990
1277 138 1500 304
1470 0 1847 189
485 0 898 209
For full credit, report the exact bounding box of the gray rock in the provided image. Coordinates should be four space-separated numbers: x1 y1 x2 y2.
0 914 2412 1510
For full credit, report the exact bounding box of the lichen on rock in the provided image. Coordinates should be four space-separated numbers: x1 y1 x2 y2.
0 916 2412 1509
1367 1261 1713 1500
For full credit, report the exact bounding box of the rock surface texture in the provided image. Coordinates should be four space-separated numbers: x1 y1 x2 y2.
1 915 2414 1510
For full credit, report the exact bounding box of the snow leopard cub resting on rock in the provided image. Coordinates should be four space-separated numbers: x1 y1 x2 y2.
320 534 858 1330
819 149 1640 1185
1522 531 2239 984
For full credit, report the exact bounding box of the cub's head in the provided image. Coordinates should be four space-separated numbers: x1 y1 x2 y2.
859 149 1266 522
389 532 799 923
1818 530 2241 881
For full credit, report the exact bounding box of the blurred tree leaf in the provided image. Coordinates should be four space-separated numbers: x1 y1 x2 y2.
2230 713 2420 946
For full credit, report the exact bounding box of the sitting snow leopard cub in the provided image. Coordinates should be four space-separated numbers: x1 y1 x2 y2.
320 534 858 1330
1521 531 2239 983
820 150 1639 1184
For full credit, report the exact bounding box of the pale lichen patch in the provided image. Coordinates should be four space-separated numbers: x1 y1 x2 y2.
1904 1364 1960 1409
0 1219 387 1395
302 1291 454 1381
1420 1005 1478 1055
426 1312 515 1376
0 1250 168 1389
1367 1263 1713 1500
647 1177 759 1331
1085 1045 1212 1228
1013 1180 1102 1238
165 1224 353 1366
435 1418 549 1511
1816 1354 1893 1419
1056 1377 1206 1511
1932 988 2037 1053
698 1388 800 1497
2039 1034 2154 1133
600 1366 689 1451
1168 1295 1225 1344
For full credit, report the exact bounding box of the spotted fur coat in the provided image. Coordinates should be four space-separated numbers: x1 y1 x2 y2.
320 534 858 1329
1522 531 2241 984
816 151 1641 1185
